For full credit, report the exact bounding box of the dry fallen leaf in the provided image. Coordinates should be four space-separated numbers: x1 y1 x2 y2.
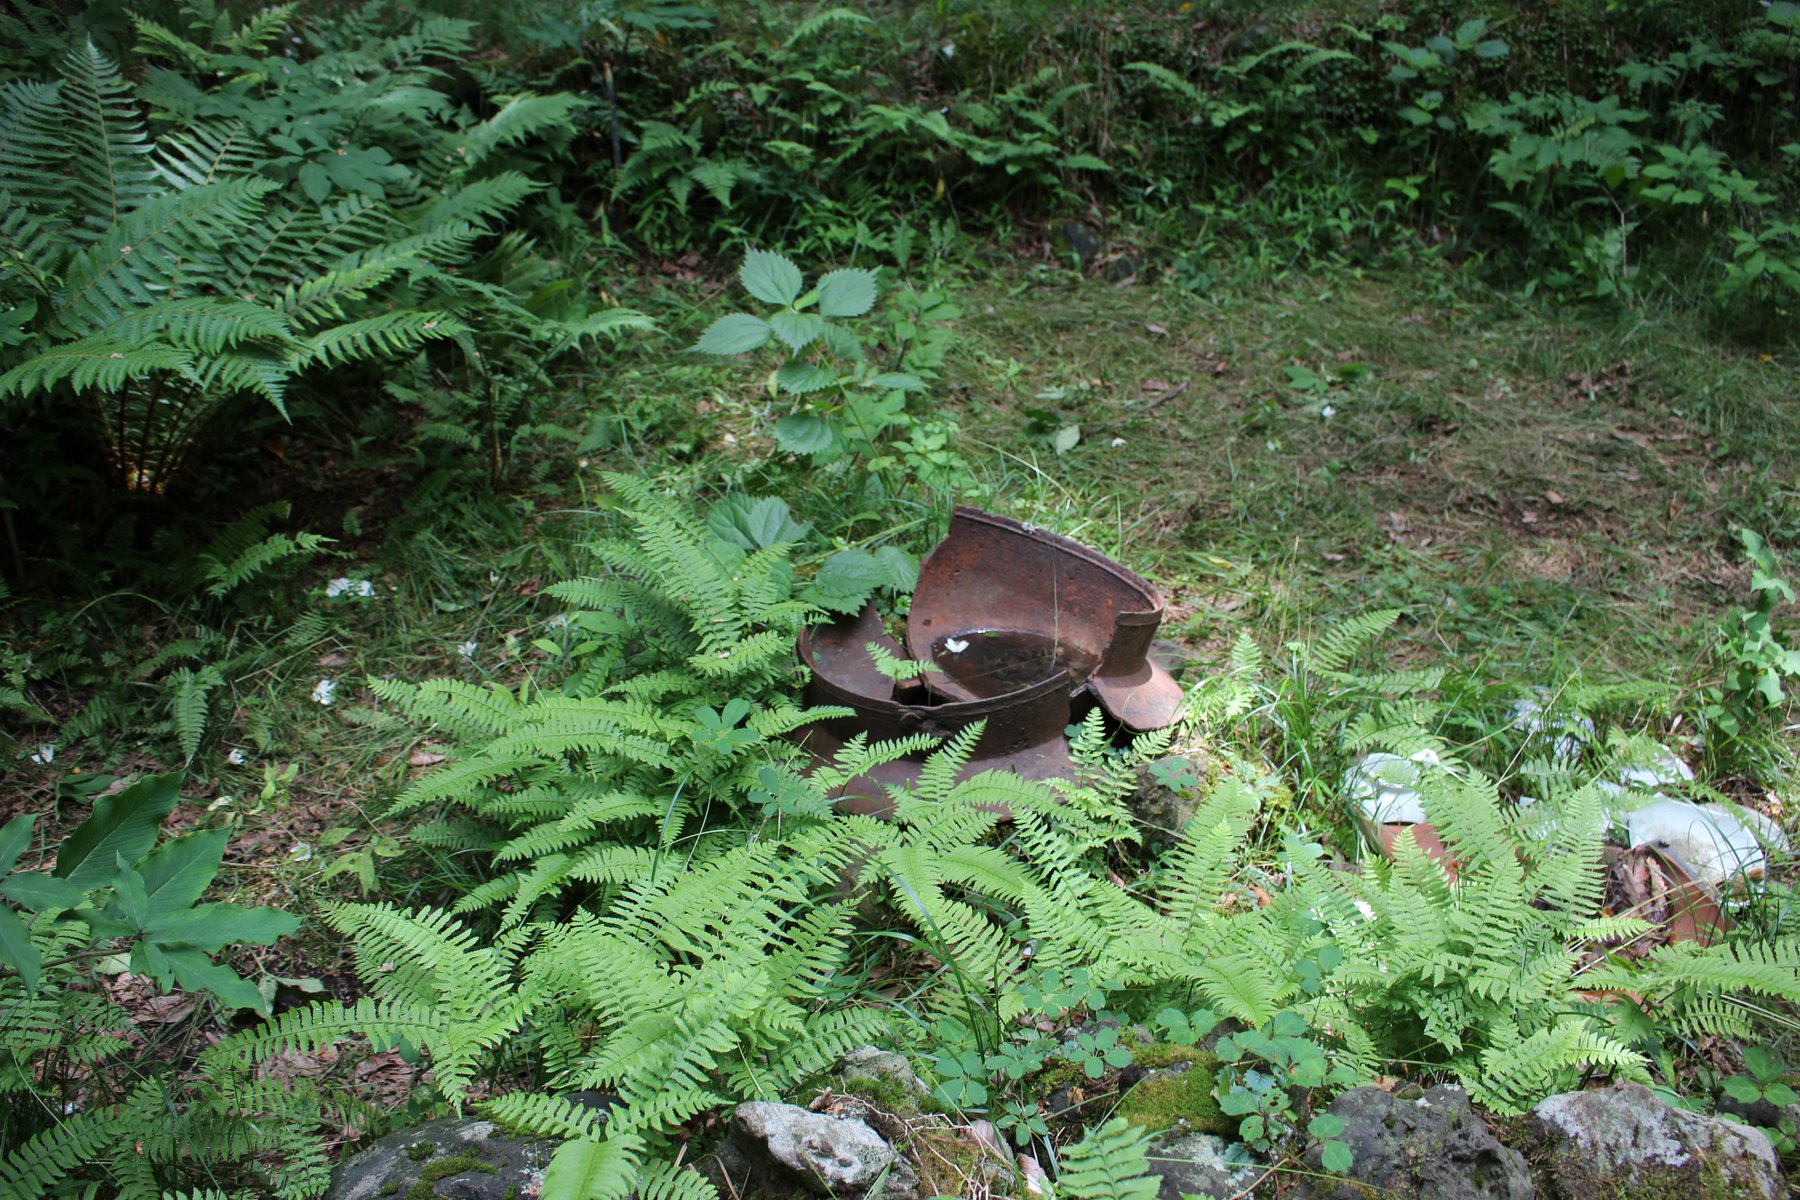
1142 378 1173 393
317 652 351 668
1546 490 1567 506
407 750 448 768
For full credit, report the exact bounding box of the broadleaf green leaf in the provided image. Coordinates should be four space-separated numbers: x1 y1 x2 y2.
136 828 228 922
0 874 84 913
145 902 300 951
55 773 181 889
0 813 35 877
163 946 267 1013
0 907 40 992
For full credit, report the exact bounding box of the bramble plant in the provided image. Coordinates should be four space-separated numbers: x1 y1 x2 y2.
1703 529 1799 740
687 249 973 494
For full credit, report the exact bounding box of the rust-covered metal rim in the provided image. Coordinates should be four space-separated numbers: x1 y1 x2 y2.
795 603 1075 817
908 507 1184 730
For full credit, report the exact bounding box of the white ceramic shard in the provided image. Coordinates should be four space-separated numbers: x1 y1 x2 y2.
1345 751 1435 825
1625 799 1768 884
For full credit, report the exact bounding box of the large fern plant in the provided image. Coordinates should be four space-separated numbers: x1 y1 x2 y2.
0 22 636 493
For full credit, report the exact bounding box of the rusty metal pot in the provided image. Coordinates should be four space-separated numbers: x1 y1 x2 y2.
907 507 1184 731
794 604 1074 817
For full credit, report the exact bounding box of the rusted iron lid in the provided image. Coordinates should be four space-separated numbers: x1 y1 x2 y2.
906 507 1184 731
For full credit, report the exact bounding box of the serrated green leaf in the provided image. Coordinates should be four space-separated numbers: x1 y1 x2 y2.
815 268 878 318
863 372 926 392
769 309 825 351
741 249 804 306
56 773 181 889
776 362 837 394
0 813 34 877
1321 1140 1354 1173
688 312 772 355
1473 39 1509 58
0 907 40 992
774 413 835 455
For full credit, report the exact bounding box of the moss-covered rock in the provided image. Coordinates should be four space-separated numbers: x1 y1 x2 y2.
326 1116 557 1200
1529 1083 1785 1200
1116 1054 1234 1139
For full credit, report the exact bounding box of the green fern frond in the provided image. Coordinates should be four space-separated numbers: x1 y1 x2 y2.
295 310 466 369
1302 609 1400 673
0 334 190 398
57 40 156 228
57 175 279 333
1056 1118 1160 1200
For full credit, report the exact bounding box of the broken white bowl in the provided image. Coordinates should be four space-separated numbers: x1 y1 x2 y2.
1624 799 1777 885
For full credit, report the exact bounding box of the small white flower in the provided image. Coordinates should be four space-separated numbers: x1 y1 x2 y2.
289 841 312 863
944 637 970 654
941 40 956 58
311 678 337 705
1320 404 1337 419
29 744 55 764
488 571 500 584
1110 437 1127 447
457 640 479 660
325 577 376 598
545 614 568 630
226 748 247 765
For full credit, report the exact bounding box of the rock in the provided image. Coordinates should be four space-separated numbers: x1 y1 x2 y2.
729 1101 913 1198
1115 1055 1233 1139
1129 757 1218 852
840 1046 930 1103
327 1115 558 1200
1533 1082 1785 1199
1143 1132 1260 1199
1054 221 1104 268
1296 1084 1532 1200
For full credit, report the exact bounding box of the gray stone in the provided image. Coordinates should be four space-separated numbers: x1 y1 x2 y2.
1143 1132 1260 1199
730 1101 913 1197
1296 1085 1532 1200
328 1116 557 1200
1055 221 1104 268
840 1045 930 1100
1533 1082 1785 1199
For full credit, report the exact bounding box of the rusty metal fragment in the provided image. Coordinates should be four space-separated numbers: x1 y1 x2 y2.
792 507 1186 813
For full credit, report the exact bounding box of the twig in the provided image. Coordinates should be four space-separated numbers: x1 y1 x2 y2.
1136 378 1191 415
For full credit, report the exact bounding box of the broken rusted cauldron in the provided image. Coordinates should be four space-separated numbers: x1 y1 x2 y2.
909 508 1184 731
793 507 1184 815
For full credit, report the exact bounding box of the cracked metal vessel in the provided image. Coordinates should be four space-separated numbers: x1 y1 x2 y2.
794 507 1185 815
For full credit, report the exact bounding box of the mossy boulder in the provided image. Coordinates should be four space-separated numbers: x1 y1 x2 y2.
1530 1083 1785 1200
1116 1052 1234 1139
328 1116 556 1200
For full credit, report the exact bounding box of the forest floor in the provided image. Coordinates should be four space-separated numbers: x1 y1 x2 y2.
6 255 1796 1043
